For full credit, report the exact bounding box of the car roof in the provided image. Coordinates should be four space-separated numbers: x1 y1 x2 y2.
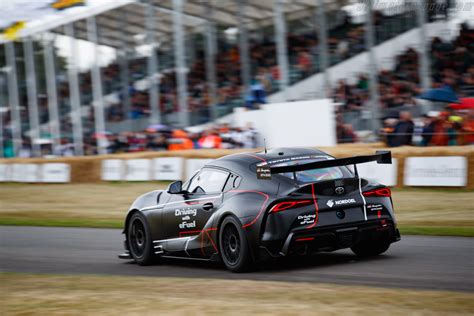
207 147 330 174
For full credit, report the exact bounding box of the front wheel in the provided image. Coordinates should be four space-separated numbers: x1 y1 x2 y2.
351 239 391 257
127 212 158 265
219 216 253 272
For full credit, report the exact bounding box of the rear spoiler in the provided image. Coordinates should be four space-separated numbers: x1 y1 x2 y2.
270 151 392 174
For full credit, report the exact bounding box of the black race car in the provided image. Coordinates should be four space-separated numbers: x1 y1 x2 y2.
119 148 400 272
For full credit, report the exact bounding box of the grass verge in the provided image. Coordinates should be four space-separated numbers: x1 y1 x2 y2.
0 183 473 237
398 226 474 237
1 273 473 315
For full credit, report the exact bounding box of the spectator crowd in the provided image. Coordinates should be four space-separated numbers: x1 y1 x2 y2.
3 123 260 157
334 22 474 147
2 6 473 158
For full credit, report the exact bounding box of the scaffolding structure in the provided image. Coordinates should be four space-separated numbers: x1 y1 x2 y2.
0 0 432 157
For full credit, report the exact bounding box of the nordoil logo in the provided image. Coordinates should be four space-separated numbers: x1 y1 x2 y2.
326 198 356 208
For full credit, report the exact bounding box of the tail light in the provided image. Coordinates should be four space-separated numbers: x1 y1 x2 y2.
270 200 313 213
363 187 391 197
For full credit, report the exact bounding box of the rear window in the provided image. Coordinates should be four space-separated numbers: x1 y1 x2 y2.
268 156 353 184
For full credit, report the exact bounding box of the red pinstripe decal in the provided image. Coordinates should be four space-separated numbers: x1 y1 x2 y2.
306 183 319 229
229 190 269 228
205 229 218 252
239 152 267 162
179 229 202 236
179 227 218 255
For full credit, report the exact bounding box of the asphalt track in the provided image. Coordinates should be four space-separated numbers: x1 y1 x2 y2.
0 226 472 292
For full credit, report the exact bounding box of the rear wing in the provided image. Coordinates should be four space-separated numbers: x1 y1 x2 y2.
270 151 392 174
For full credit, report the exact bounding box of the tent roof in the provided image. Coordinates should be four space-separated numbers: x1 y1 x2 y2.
1 0 349 48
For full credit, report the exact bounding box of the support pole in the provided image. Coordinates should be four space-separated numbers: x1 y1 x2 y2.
145 1 161 125
87 16 107 155
43 36 62 155
203 0 218 121
0 109 3 157
64 23 84 156
416 1 431 91
365 0 381 137
0 73 7 157
118 10 131 122
23 37 42 157
172 0 189 127
237 0 251 96
273 0 290 100
316 0 330 98
5 42 22 157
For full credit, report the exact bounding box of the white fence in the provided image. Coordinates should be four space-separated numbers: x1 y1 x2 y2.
0 156 469 187
0 163 70 183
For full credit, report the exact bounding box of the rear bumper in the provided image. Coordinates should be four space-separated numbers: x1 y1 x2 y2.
260 219 400 257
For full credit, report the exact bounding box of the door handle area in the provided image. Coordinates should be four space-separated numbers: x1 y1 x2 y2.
202 202 214 211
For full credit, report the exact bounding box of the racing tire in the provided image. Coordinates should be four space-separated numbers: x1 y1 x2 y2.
127 212 159 266
351 239 391 257
219 216 253 273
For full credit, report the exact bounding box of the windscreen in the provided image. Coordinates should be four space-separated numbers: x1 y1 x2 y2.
273 158 354 184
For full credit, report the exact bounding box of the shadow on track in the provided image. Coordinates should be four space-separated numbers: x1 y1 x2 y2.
122 251 396 274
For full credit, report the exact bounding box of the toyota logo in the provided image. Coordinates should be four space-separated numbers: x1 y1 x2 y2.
335 186 345 195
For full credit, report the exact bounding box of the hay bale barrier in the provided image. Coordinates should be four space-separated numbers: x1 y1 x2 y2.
0 144 473 189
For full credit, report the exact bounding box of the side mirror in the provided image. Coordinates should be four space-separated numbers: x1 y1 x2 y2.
167 180 183 194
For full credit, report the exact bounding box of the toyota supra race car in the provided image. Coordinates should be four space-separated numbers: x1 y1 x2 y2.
119 148 401 272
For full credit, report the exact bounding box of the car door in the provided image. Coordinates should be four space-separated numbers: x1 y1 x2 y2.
161 168 229 241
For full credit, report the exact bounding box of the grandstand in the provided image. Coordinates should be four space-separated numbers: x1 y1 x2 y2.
0 0 473 157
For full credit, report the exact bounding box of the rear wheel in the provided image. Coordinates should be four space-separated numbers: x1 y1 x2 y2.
127 212 158 265
219 216 252 272
351 239 391 257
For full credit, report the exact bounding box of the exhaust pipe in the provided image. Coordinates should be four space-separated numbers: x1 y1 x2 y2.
295 243 308 256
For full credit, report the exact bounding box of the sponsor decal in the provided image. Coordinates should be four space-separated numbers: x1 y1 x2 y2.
175 208 197 229
1 21 26 40
256 155 330 167
404 157 467 187
256 166 271 180
367 204 383 212
335 186 345 195
51 0 85 10
298 214 316 225
326 198 356 208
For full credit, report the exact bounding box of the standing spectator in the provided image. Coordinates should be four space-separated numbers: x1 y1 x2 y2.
462 110 474 145
391 111 414 147
168 130 194 151
430 114 450 146
421 114 436 146
198 130 222 149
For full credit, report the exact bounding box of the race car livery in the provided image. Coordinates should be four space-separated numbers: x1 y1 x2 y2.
119 148 400 272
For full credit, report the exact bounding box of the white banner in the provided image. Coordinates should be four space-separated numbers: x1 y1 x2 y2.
0 164 12 182
12 163 41 182
153 157 183 181
404 156 467 187
185 159 213 180
357 158 398 187
101 159 124 181
125 159 151 181
42 163 71 183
